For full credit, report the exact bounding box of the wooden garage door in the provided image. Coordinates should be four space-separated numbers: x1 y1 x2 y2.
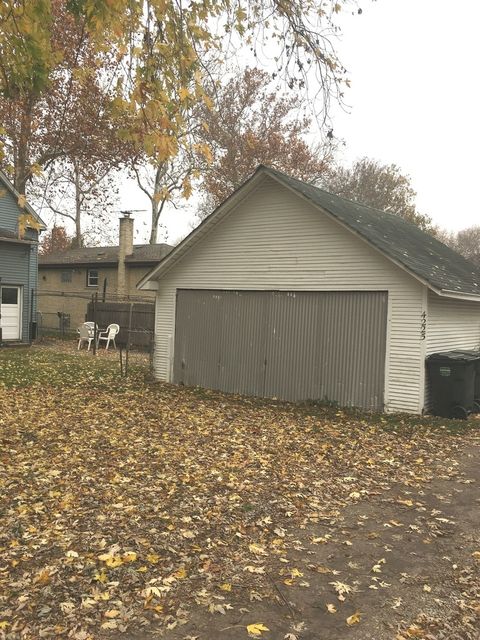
173 290 388 410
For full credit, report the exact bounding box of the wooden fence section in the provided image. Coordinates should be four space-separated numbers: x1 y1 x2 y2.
86 301 154 348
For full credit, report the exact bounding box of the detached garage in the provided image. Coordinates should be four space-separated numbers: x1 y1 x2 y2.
138 166 480 414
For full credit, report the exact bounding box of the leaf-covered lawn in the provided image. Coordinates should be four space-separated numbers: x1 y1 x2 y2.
0 343 479 639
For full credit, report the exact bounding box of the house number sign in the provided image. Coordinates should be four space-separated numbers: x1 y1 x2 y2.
420 311 427 340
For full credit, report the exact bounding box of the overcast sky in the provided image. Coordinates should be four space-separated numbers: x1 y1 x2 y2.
332 0 480 232
120 0 480 244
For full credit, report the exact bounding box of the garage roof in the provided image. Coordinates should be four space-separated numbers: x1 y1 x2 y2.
265 166 480 298
139 165 480 300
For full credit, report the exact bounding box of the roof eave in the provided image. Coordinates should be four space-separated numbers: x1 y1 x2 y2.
39 259 164 268
0 236 36 246
125 260 165 266
435 289 480 302
39 261 119 268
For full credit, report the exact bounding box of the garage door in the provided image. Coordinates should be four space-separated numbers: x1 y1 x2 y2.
173 290 388 410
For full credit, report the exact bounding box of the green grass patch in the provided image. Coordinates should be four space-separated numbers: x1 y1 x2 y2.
0 344 146 389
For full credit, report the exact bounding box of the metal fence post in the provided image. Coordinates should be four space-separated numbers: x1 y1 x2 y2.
92 293 97 355
125 302 134 376
30 288 34 343
119 346 124 376
148 326 154 377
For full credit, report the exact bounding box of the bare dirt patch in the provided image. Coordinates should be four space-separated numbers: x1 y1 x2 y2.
159 442 480 640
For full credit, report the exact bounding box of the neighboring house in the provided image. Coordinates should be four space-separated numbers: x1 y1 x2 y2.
0 171 46 343
38 215 172 330
139 165 480 415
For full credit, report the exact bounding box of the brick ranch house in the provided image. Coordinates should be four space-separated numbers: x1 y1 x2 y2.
38 215 172 331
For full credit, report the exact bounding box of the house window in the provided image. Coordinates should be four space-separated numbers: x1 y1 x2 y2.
61 270 72 283
87 269 99 287
1 286 18 305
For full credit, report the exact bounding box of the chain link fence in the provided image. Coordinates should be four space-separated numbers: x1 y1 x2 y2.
35 290 155 377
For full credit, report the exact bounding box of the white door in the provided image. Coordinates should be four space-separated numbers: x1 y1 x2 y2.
0 286 22 340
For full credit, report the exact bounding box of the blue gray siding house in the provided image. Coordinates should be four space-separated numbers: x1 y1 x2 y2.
0 171 46 343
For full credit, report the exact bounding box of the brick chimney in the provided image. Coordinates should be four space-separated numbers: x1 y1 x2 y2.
117 214 134 296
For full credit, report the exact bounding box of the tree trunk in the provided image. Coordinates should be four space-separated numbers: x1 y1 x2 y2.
14 99 33 194
71 160 83 248
149 164 166 244
149 199 159 244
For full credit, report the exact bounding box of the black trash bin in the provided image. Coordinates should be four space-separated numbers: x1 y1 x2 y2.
474 359 480 410
426 350 480 419
454 350 480 412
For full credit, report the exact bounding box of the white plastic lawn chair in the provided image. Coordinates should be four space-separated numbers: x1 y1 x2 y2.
77 323 96 351
76 321 97 336
97 323 119 350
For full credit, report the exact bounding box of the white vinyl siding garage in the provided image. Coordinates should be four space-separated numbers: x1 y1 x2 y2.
426 291 480 353
151 177 427 413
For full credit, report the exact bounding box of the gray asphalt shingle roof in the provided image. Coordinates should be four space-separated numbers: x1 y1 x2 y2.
39 243 173 266
262 166 480 297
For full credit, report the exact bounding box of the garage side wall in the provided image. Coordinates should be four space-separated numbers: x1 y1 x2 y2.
424 290 480 409
154 178 426 413
426 291 480 353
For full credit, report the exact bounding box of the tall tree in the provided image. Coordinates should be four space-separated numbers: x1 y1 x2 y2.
0 1 119 194
454 226 480 266
0 1 129 244
321 157 434 232
438 226 480 267
196 68 333 217
1 1 355 242
32 155 122 247
39 224 73 255
131 141 203 244
0 0 352 189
